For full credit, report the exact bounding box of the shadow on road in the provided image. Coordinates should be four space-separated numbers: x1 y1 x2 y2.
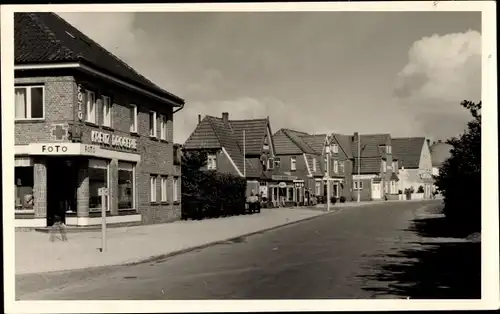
358 207 481 299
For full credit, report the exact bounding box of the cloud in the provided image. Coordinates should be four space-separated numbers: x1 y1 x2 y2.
394 30 481 139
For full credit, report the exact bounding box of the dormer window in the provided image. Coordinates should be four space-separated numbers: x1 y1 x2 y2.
263 135 270 152
386 145 392 154
207 153 217 170
274 158 281 168
332 144 339 154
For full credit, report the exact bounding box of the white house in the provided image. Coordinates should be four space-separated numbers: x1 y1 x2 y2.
392 137 434 199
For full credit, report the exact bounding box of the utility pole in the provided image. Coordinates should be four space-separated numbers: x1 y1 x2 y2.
243 130 246 177
357 133 361 203
326 145 331 212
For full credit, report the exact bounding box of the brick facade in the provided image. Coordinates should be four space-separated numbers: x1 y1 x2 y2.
14 70 182 227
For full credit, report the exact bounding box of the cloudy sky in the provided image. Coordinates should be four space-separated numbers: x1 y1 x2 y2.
58 11 481 144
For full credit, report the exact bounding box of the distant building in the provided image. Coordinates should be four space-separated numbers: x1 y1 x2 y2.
183 112 276 197
351 133 400 201
392 137 434 199
14 13 184 228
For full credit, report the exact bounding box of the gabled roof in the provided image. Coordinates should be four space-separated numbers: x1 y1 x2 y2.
301 134 328 154
392 137 426 169
184 115 273 178
352 157 381 174
274 128 317 155
230 118 271 155
331 133 353 159
14 12 183 104
351 134 391 158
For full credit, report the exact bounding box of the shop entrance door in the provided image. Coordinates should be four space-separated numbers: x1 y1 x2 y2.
47 158 78 226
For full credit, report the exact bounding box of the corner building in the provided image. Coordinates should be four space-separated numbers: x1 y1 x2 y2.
14 13 185 228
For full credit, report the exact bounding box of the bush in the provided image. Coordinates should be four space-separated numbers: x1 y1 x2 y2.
398 189 403 195
434 100 481 232
339 196 346 203
330 196 337 204
417 185 425 193
181 150 247 220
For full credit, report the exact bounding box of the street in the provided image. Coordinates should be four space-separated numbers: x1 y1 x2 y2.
16 200 480 300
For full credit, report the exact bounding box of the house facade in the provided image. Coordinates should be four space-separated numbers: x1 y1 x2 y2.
350 133 399 201
183 112 277 197
392 137 434 199
14 13 184 228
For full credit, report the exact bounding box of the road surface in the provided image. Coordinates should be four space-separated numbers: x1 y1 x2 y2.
17 200 480 300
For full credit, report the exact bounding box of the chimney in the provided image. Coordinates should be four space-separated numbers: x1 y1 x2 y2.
222 112 229 125
198 114 201 124
426 139 431 146
353 132 359 142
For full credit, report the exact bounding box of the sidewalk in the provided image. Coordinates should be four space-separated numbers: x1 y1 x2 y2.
15 199 433 275
15 207 331 275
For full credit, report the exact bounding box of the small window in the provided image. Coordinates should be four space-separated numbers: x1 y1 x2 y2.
312 158 317 172
274 158 281 168
382 160 387 172
315 182 321 195
150 175 157 202
333 160 338 173
393 161 398 171
340 161 345 173
207 153 217 170
290 157 297 171
86 91 96 123
102 96 111 127
161 176 168 202
15 86 44 120
332 144 339 154
130 104 138 133
160 115 168 140
173 177 179 202
149 111 157 138
354 181 363 190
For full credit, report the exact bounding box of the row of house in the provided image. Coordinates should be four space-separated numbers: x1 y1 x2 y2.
183 112 438 206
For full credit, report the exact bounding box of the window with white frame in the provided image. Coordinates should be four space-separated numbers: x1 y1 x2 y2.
101 96 111 127
315 181 321 195
15 157 34 211
340 161 345 173
207 153 217 170
118 161 135 210
89 159 109 212
267 158 274 170
129 104 138 133
86 91 96 124
173 177 179 202
393 161 398 171
150 175 157 202
390 180 397 194
332 144 339 154
160 115 168 140
324 156 328 173
354 181 363 190
312 157 317 172
386 145 392 154
149 111 157 137
333 160 339 173
290 156 297 171
15 86 44 120
161 176 168 202
382 160 387 172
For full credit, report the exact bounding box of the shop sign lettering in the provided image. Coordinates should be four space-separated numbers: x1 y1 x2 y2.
41 145 68 153
91 130 137 150
77 85 84 121
83 144 96 154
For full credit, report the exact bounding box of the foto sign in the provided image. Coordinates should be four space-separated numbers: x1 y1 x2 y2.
278 182 287 188
77 85 84 121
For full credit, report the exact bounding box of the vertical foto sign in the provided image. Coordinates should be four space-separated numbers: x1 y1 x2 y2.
77 84 84 122
98 187 109 252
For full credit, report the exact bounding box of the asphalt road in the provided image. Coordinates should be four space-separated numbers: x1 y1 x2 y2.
17 200 479 300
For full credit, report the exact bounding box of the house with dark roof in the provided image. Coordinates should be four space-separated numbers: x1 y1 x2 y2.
392 137 434 199
13 12 185 228
349 133 400 201
271 128 351 205
183 112 276 198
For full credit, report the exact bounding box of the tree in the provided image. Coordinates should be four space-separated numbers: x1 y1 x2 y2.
434 100 481 232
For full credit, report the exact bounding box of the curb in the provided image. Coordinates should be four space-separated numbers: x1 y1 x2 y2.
119 208 340 267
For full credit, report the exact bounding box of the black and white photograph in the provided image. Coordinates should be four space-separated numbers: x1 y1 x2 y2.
2 1 498 313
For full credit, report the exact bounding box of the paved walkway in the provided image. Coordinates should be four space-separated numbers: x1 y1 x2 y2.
15 200 427 275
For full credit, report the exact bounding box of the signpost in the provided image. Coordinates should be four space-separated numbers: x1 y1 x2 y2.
98 187 109 252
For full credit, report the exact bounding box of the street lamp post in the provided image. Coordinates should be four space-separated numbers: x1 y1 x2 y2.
326 145 331 212
357 133 361 203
